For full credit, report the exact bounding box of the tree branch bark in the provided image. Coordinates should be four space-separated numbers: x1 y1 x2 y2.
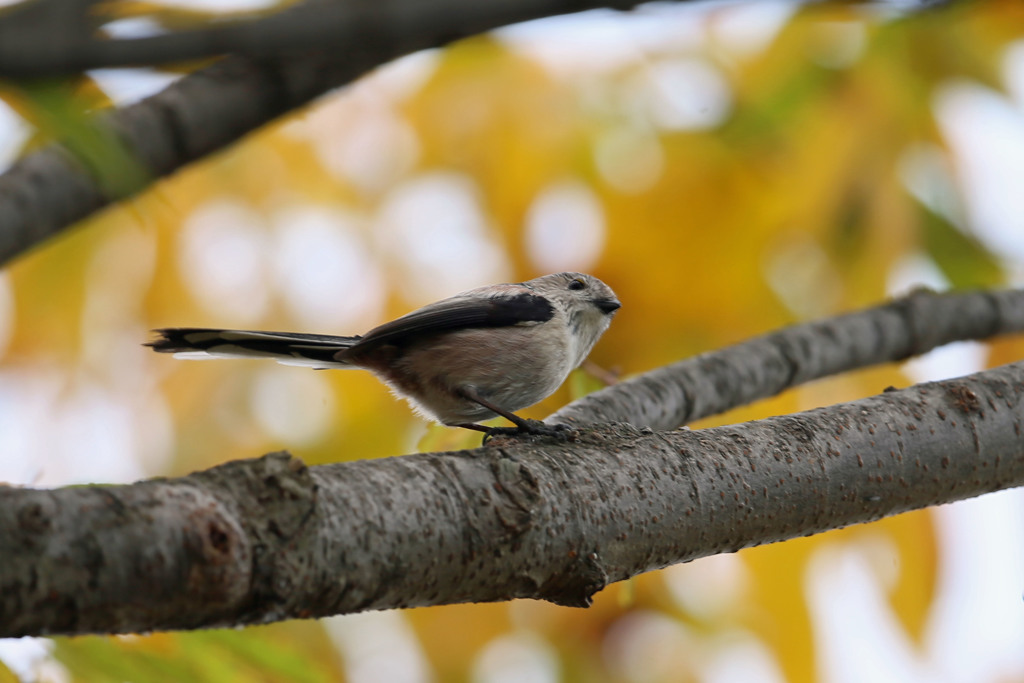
0 0 653 265
2 289 1023 637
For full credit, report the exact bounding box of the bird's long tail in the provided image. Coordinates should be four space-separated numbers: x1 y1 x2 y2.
146 328 360 368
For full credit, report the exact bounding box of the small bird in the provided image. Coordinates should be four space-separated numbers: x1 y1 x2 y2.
147 272 620 437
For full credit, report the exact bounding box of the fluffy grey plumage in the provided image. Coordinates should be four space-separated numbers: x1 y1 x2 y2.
148 272 620 432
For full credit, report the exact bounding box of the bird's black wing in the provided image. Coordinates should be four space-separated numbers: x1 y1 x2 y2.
352 292 554 350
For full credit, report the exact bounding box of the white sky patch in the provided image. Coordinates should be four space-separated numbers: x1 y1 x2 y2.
325 611 433 683
270 206 385 331
710 0 798 59
250 365 335 445
88 68 182 106
374 171 511 303
179 199 272 324
640 57 732 130
472 632 560 683
807 544 931 683
902 340 986 385
934 80 1024 263
887 251 949 296
282 50 436 141
525 179 606 273
101 16 167 39
499 5 709 78
926 490 1024 683
361 50 440 103
498 10 652 77
593 125 665 194
0 98 31 174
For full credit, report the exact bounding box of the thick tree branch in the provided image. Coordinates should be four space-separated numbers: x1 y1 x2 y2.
551 287 1024 429
0 0 652 265
2 290 1023 637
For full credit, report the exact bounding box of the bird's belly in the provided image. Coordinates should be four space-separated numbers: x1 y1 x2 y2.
372 326 570 425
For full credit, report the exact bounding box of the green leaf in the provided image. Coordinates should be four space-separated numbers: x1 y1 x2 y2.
16 78 151 199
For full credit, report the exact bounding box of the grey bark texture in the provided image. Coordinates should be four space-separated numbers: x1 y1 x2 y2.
2 288 1023 637
0 0 650 265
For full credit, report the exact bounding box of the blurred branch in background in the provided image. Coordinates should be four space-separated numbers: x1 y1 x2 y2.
0 0 100 75
0 0 650 76
3 287 1023 637
0 0 657 265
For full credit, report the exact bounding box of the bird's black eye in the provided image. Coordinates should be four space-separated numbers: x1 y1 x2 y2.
568 278 586 291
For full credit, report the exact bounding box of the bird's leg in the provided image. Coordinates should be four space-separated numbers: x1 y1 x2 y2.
454 422 491 433
457 387 571 441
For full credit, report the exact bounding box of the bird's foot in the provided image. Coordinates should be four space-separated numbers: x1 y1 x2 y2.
482 420 573 444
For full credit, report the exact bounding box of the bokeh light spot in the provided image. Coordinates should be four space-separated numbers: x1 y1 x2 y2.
271 205 385 331
326 611 431 683
472 632 559 683
603 610 696 683
594 126 664 194
179 199 271 323
249 366 335 446
374 171 511 301
642 58 732 130
525 179 606 273
763 238 843 318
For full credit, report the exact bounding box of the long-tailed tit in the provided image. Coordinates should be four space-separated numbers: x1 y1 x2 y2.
147 272 620 437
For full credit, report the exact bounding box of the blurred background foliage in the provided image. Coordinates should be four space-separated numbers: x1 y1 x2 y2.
1 0 1024 681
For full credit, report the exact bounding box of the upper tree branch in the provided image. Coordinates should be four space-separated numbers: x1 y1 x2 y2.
0 0 944 75
0 0 645 76
0 0 653 265
2 288 1023 637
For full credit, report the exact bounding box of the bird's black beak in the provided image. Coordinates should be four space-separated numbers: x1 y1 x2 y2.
595 298 621 314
